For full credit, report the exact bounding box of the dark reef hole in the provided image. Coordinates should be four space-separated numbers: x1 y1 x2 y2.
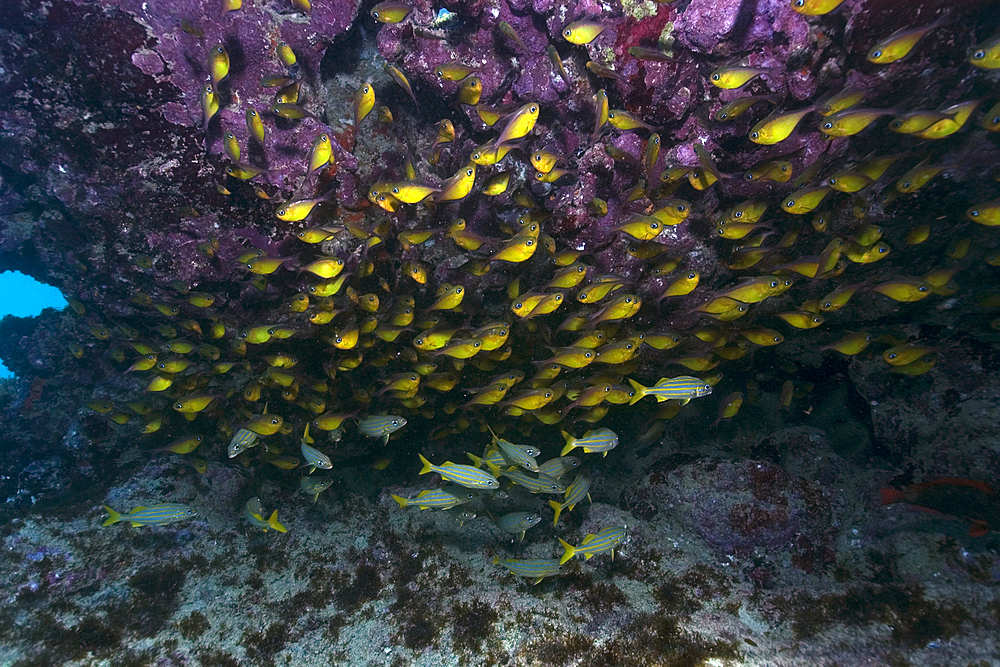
241 622 291 667
451 598 498 655
123 563 187 638
772 583 973 646
332 561 383 613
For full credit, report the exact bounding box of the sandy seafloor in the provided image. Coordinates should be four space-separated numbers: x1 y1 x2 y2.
2 373 1000 667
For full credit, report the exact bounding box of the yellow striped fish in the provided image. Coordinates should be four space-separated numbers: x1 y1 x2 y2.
627 376 713 405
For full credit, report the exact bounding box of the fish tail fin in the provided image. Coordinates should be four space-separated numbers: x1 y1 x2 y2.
102 505 122 527
418 453 433 475
627 378 645 405
268 510 288 533
391 494 409 508
549 499 563 526
880 488 905 505
559 431 576 456
558 538 576 565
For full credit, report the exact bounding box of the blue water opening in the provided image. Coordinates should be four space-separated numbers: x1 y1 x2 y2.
0 271 68 378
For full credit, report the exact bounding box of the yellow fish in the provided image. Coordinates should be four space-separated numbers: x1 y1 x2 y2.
276 197 328 222
774 311 824 329
434 61 478 81
390 182 440 204
354 80 375 127
883 342 938 366
494 102 539 146
905 223 931 245
370 1 411 23
562 20 606 45
173 394 218 413
750 106 814 144
819 331 872 355
781 186 830 214
867 16 947 64
819 108 893 137
818 87 868 116
895 162 945 193
488 234 537 263
200 83 220 131
590 294 641 324
308 134 333 174
482 172 511 196
967 200 1000 226
436 163 477 203
791 0 846 14
658 271 699 300
709 65 768 89
458 75 482 106
870 278 933 302
428 285 465 311
970 33 1000 69
613 214 662 241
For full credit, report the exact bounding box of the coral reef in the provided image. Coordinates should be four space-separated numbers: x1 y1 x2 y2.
2 0 1000 663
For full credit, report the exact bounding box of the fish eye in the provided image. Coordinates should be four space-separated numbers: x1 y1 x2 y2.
919 286 929 292
719 112 729 120
973 49 986 60
827 178 837 186
903 182 911 189
515 302 523 309
888 353 898 359
750 132 759 139
364 85 371 94
773 336 781 342
794 0 804 5
562 28 571 37
652 136 660 145
526 240 534 246
456 287 463 294
474 341 481 347
733 210 743 218
688 272 696 279
823 122 834 130
711 73 720 81
871 50 882 58
249 109 257 117
544 391 553 397
530 105 538 113
971 210 980 216
584 352 593 358
651 222 660 229
878 246 888 253
823 301 832 308
785 199 795 207
472 152 482 160
769 280 779 288
608 112 616 119
391 187 400 194
625 343 633 349
335 336 343 343
466 168 473 176
744 172 754 180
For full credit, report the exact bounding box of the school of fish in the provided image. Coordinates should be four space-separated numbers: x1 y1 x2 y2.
75 0 1000 555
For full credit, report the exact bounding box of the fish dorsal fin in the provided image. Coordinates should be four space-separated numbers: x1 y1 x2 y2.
581 533 596 545
131 506 148 513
